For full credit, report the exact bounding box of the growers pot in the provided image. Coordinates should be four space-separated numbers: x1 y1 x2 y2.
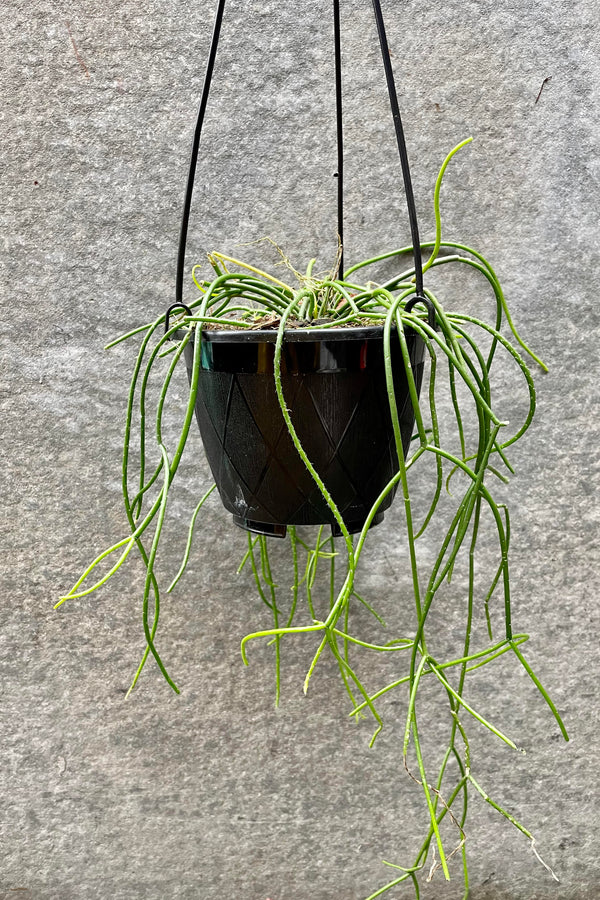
183 325 425 537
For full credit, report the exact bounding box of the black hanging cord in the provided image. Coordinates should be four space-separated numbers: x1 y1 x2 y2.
405 294 436 330
175 0 423 301
164 302 193 333
370 0 424 297
175 0 227 305
333 0 344 276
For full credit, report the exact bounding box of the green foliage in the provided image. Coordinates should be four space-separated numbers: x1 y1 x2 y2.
59 141 567 897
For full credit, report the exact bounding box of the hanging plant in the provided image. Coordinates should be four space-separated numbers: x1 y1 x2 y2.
57 139 567 897
57 0 568 894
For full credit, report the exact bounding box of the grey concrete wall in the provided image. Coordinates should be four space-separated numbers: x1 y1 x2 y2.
1 1 599 898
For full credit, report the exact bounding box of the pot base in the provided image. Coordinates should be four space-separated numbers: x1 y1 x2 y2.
232 511 385 539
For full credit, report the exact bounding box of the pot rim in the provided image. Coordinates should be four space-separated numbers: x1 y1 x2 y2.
185 323 416 344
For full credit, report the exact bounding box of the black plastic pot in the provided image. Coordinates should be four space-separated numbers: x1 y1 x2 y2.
183 325 425 537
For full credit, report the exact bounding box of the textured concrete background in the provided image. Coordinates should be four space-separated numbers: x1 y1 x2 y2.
1 1 599 898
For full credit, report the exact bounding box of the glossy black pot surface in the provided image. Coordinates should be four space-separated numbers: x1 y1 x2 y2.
183 326 425 537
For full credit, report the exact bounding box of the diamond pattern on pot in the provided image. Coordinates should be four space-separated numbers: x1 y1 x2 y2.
190 332 425 529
